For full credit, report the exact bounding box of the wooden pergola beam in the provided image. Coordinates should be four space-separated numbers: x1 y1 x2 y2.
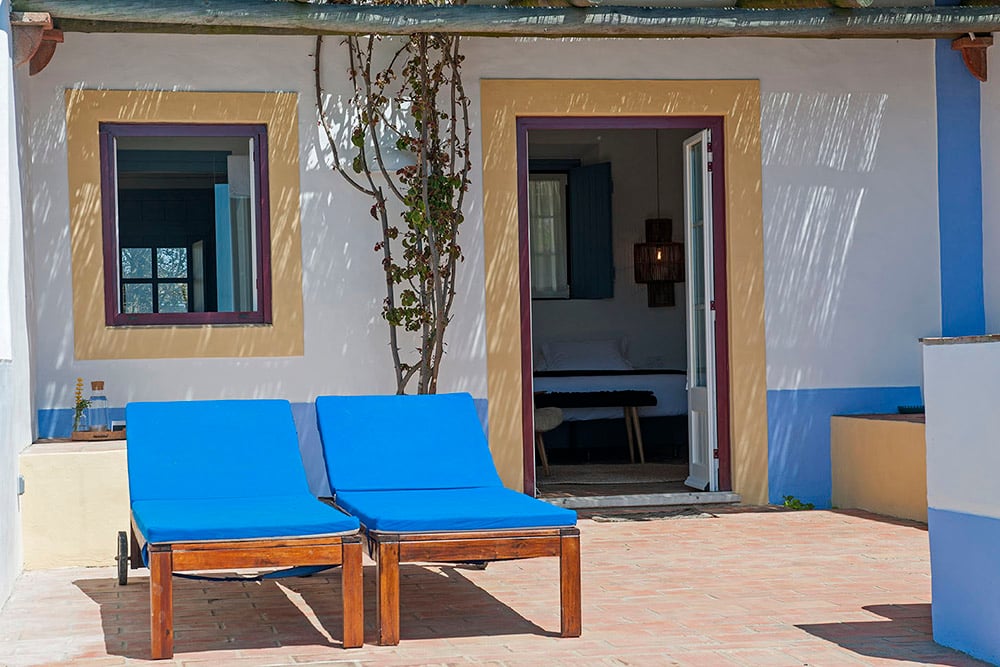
10 11 63 75
10 0 1000 39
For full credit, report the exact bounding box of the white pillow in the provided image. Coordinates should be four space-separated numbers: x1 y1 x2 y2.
541 339 632 371
533 347 549 372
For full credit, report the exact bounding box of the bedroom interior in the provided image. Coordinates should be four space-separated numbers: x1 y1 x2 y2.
526 127 701 498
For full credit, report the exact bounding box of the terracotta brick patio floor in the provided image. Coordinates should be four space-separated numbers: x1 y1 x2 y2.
0 507 989 667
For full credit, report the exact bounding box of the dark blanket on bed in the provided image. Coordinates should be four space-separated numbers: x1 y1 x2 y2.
534 390 657 409
534 369 685 378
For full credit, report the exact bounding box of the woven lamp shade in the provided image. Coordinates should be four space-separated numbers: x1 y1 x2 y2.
633 242 684 283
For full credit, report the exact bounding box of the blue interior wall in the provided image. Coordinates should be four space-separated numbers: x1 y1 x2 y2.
766 386 922 508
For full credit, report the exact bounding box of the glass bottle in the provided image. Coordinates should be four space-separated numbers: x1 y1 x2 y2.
75 409 89 434
88 381 110 433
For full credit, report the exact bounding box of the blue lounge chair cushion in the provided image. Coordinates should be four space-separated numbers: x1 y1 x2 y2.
126 400 311 502
132 495 359 544
335 488 577 533
316 393 503 492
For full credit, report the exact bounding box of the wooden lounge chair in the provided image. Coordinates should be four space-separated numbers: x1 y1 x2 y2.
125 400 364 659
315 393 581 646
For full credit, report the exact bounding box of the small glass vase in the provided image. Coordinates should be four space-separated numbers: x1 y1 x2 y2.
74 411 89 433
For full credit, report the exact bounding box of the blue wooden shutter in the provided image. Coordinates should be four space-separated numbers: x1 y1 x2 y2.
568 162 614 299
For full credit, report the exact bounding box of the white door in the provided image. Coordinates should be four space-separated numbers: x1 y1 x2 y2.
683 130 718 492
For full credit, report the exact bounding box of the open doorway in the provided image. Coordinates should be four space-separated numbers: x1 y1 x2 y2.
518 117 731 502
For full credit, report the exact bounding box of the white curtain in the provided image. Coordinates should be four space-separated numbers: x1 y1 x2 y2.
528 175 569 298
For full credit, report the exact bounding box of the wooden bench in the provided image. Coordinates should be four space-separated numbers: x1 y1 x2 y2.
534 390 657 464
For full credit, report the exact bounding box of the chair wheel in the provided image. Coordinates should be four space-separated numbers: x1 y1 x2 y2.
116 531 129 585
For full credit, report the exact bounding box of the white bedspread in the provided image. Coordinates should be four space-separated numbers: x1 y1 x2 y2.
533 373 688 421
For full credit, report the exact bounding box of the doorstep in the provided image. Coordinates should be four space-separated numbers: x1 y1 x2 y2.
542 490 741 509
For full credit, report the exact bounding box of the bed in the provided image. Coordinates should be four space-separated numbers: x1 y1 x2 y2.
532 338 688 422
533 369 688 421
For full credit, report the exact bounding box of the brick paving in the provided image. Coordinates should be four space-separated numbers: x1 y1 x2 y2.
0 508 989 667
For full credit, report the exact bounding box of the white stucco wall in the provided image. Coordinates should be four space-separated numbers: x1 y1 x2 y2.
463 37 941 393
22 34 488 410
0 2 35 608
21 34 940 413
923 340 1000 521
980 46 1000 334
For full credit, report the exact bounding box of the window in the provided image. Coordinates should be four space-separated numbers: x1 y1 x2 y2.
527 160 614 300
529 174 570 298
99 123 271 326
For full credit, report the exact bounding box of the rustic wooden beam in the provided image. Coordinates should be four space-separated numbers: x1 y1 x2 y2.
10 11 51 66
28 29 63 76
12 0 1000 38
953 33 992 81
10 11 63 75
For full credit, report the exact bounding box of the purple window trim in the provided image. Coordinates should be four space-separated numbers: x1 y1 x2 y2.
98 122 274 327
516 116 732 493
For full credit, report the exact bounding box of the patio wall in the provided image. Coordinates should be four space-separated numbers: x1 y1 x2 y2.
0 3 35 609
19 35 940 502
830 415 927 523
923 337 1000 665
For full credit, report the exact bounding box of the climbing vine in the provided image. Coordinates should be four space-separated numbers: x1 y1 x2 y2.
315 29 472 394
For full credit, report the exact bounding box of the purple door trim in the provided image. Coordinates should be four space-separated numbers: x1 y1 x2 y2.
515 115 733 494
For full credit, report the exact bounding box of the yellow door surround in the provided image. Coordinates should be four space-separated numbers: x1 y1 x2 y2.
479 79 768 504
65 89 304 359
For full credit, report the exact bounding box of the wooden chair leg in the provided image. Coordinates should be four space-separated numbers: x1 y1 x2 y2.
559 527 582 638
376 536 401 646
623 407 636 463
536 433 550 476
630 407 646 464
148 546 174 659
130 524 142 570
341 535 364 648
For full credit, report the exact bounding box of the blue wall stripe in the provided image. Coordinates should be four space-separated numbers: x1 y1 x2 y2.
766 386 922 508
935 23 986 336
38 407 126 439
928 508 1000 665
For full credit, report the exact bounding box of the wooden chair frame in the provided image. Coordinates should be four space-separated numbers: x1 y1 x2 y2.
130 517 364 659
358 521 581 646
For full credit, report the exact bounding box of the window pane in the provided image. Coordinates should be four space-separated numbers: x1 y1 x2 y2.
528 175 569 298
693 305 707 387
114 132 259 318
157 283 189 313
692 223 704 308
157 248 188 279
689 143 703 223
121 248 152 279
123 283 153 314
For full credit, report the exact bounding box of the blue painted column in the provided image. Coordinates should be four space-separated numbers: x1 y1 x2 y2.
936 1 986 336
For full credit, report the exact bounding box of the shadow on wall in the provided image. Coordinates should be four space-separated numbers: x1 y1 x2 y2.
762 91 888 388
759 92 938 507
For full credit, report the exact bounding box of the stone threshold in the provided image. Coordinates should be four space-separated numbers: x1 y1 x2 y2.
543 490 741 509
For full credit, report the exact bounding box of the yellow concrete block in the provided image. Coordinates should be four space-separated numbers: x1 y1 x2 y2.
19 441 130 569
831 416 927 523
